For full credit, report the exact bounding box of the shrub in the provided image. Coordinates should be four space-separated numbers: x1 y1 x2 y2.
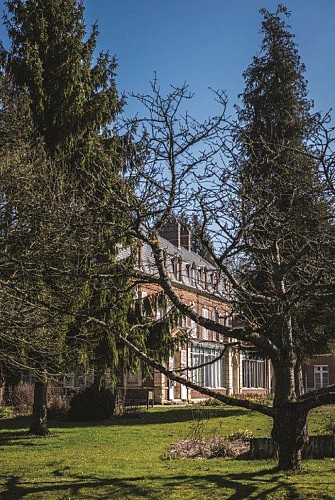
210 438 237 458
228 428 254 441
47 384 70 419
234 393 274 407
163 437 241 460
199 398 224 407
11 382 34 415
0 406 15 419
68 385 115 421
187 408 213 440
326 417 335 435
7 381 71 418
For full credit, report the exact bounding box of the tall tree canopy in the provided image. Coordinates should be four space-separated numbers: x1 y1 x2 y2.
0 0 133 433
118 6 335 472
2 0 122 179
234 4 334 468
237 4 333 372
1 0 181 433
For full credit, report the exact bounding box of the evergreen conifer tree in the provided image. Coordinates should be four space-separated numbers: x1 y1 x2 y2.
1 0 133 433
236 5 334 469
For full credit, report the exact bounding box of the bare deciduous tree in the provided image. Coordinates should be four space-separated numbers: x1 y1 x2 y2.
109 8 335 472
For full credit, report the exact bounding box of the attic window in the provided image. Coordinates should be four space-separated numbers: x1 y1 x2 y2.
203 268 208 289
172 257 182 281
191 263 196 286
211 272 218 290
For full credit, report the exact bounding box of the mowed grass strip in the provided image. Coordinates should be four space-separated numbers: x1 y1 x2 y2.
0 405 334 499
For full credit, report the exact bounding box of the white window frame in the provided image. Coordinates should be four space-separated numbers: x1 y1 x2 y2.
191 345 225 389
314 365 329 389
202 307 209 340
242 355 266 389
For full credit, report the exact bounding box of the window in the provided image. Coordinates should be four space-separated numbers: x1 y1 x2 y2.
210 309 224 341
21 373 34 384
190 264 196 286
242 355 266 388
63 375 75 389
172 257 182 281
63 371 93 390
191 345 225 388
210 272 218 291
203 268 208 289
190 319 197 338
127 372 142 386
202 307 208 340
178 315 187 328
314 365 329 389
224 314 232 328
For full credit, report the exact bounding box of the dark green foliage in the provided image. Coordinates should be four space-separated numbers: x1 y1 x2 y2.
0 0 134 428
237 5 334 360
0 75 75 376
233 5 335 471
67 264 136 386
2 0 123 179
128 292 184 363
68 385 115 421
1 2 183 402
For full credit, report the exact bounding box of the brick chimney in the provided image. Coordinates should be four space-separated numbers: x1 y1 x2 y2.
160 220 192 251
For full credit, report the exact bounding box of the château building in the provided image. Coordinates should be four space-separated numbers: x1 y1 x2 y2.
124 220 272 404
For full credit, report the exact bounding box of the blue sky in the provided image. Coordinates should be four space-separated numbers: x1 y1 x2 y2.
0 0 334 121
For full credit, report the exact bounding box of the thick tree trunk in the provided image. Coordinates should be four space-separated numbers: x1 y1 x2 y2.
29 378 50 436
271 404 308 471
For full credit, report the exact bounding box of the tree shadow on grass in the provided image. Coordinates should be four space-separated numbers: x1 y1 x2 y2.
0 467 312 500
0 408 249 452
0 431 53 448
0 406 252 431
0 417 57 448
54 407 247 428
0 417 31 431
0 407 248 435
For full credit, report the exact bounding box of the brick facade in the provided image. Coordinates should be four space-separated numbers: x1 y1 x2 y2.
303 355 335 392
122 224 271 404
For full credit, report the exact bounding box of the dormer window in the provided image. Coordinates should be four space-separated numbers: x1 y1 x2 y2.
203 268 208 289
191 263 196 286
172 256 182 281
224 278 232 294
211 272 218 291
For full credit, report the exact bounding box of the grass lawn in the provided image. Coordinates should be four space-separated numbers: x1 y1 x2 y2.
0 405 334 499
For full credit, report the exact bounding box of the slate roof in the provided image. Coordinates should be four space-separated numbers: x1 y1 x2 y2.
139 236 226 297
